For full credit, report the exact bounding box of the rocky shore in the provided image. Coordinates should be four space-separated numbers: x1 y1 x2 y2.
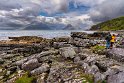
0 32 124 83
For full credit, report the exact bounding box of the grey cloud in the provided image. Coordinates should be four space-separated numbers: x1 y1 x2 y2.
90 0 124 22
1 0 124 30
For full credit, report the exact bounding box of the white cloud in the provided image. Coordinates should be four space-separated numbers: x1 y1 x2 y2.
0 0 124 29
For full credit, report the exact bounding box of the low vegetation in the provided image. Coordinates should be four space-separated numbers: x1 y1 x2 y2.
91 45 106 54
15 73 36 83
90 16 124 31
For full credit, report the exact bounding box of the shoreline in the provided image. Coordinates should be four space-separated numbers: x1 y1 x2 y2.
0 31 124 83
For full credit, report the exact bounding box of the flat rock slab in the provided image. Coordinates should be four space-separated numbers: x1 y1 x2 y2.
107 48 124 62
107 72 124 83
59 47 76 59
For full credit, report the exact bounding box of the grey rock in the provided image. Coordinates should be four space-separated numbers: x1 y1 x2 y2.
31 63 50 75
0 58 4 64
22 59 40 71
104 68 120 76
3 54 17 59
84 56 96 66
16 58 28 66
53 42 72 49
94 72 105 83
37 55 55 62
81 62 90 73
36 50 59 58
74 56 81 63
59 47 76 59
88 65 99 75
6 71 11 76
0 76 4 80
107 48 124 62
107 72 124 83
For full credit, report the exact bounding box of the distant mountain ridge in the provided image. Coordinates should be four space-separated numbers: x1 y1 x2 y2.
63 24 81 30
22 22 51 30
90 16 124 31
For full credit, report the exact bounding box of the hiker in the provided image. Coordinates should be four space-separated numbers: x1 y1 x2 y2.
110 34 116 48
105 32 112 49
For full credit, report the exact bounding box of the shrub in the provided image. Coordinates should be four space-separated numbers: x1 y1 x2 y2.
15 73 35 83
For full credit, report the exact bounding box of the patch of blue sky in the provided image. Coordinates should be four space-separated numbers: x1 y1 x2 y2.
68 1 90 13
40 1 90 17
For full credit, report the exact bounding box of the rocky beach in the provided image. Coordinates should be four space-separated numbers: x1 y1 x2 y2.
0 31 124 83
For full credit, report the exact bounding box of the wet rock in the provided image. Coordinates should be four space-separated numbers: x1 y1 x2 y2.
22 59 40 71
11 46 43 54
107 71 124 83
59 47 76 59
107 48 124 62
31 63 50 75
53 36 70 42
9 36 43 42
71 32 88 39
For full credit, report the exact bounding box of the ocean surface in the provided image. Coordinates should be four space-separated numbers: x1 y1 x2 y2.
0 30 95 40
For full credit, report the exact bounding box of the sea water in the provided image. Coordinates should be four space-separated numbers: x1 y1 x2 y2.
0 30 95 40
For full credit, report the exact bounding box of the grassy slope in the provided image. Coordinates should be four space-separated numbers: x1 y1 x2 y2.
90 16 124 31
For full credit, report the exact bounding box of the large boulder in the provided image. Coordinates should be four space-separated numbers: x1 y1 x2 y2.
31 63 50 75
106 48 124 62
16 58 28 66
21 59 40 71
59 47 76 59
107 72 124 83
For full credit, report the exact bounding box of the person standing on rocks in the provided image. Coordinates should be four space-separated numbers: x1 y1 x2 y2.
105 32 112 49
110 34 116 48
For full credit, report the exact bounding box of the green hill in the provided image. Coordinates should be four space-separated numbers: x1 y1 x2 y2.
90 16 124 31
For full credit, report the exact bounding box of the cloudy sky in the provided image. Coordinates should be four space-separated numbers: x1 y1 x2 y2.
0 0 124 30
